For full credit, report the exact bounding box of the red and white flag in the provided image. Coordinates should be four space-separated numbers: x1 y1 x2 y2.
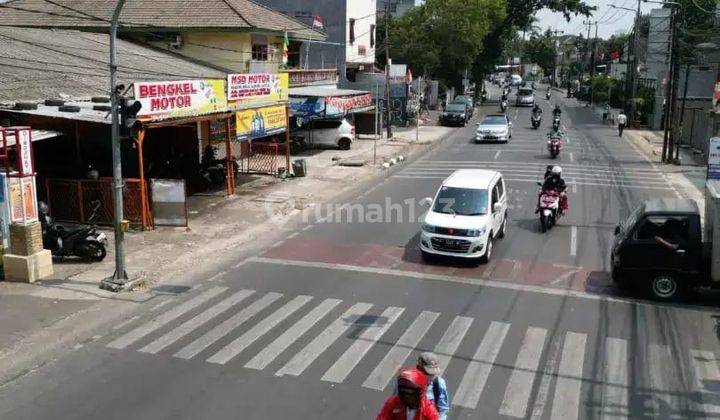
313 15 324 30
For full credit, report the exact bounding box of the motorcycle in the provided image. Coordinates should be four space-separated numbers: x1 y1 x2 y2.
546 91 551 100
537 187 560 233
481 91 487 103
500 99 507 112
40 200 107 261
531 113 542 129
200 145 230 189
548 136 562 158
552 116 561 131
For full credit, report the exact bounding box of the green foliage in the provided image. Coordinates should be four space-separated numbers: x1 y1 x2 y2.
523 33 557 76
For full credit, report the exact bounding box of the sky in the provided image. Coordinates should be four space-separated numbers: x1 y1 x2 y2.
536 0 658 39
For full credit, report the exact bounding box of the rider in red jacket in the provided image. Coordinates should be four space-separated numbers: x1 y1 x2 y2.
377 368 439 420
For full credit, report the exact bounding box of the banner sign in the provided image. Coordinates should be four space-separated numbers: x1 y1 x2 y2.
8 127 34 177
326 94 373 113
708 137 720 180
9 176 37 223
286 69 337 87
236 105 287 141
227 73 289 104
290 94 374 118
134 79 227 120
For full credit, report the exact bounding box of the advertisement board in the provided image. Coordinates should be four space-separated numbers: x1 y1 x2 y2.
14 127 34 177
134 79 227 120
290 94 374 118
236 105 287 141
708 137 720 180
9 176 37 223
227 73 289 104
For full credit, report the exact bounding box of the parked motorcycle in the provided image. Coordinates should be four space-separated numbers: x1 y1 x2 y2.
39 200 107 261
531 113 542 129
548 136 562 158
500 99 507 112
537 187 560 233
200 145 229 189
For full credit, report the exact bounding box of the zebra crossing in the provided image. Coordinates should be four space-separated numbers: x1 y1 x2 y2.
105 287 720 418
391 159 677 192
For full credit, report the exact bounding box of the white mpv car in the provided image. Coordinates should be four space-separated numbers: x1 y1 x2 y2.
419 169 508 263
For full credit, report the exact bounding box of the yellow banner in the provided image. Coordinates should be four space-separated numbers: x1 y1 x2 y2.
134 79 228 120
236 105 287 141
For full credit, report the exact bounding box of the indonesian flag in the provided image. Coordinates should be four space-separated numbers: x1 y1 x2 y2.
313 15 324 30
282 31 289 66
609 50 621 60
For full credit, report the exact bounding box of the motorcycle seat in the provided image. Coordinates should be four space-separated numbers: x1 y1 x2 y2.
54 223 91 237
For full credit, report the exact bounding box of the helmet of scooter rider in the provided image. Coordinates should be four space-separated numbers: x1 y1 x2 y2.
551 166 562 176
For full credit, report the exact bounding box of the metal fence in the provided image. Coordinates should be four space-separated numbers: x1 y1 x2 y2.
237 142 287 175
678 108 720 158
45 177 148 228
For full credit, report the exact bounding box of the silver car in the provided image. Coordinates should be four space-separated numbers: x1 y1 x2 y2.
515 87 535 107
475 114 512 143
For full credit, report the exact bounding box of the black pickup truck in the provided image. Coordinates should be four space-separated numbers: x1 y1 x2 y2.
611 198 712 301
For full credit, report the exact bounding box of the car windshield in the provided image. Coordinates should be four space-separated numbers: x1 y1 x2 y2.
519 89 533 96
446 103 465 112
433 186 488 216
619 204 645 236
480 116 506 126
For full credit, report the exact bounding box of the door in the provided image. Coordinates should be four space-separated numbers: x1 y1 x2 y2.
490 181 502 234
624 216 690 274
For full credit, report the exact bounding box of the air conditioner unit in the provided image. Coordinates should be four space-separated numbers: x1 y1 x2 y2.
169 35 183 50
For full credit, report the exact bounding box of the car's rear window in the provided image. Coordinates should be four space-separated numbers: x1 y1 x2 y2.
446 103 465 112
519 89 533 96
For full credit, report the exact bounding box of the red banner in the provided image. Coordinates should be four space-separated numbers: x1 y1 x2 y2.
609 50 620 60
326 94 373 112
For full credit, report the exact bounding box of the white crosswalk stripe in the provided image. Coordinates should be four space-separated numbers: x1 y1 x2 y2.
276 302 373 377
139 289 254 355
321 306 404 383
550 332 587 420
105 288 720 420
601 338 629 420
174 292 283 360
499 327 548 418
362 311 440 391
244 298 342 370
453 321 511 409
107 286 227 350
206 295 313 365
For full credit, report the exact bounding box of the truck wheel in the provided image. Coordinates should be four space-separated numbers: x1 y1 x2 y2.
650 274 681 301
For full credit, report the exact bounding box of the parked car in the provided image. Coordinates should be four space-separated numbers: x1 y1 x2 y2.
295 118 354 150
515 87 535 107
475 114 512 143
453 95 474 118
439 102 469 126
419 169 508 264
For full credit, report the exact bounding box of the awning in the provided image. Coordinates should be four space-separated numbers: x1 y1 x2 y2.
3 129 63 146
289 87 374 119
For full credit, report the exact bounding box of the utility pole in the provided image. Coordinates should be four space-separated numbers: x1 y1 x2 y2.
661 5 679 163
384 0 392 139
551 30 564 87
101 0 128 291
591 22 599 77
629 0 642 123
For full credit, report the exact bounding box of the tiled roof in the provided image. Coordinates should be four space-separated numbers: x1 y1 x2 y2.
0 26 226 102
0 0 324 40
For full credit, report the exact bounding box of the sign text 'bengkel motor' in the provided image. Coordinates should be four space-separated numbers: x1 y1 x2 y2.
137 82 198 112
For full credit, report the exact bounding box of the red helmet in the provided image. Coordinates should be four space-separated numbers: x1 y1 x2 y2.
397 367 429 390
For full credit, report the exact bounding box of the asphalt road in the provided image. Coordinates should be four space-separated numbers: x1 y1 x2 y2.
2 87 720 420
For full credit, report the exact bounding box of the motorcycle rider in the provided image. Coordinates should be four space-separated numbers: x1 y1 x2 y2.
377 368 439 420
532 104 542 116
552 104 562 118
417 352 450 420
537 166 568 215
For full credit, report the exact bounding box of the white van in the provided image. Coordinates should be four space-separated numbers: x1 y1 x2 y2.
419 169 508 264
511 74 523 86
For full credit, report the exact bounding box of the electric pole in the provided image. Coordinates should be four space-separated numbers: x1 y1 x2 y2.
551 30 564 87
591 22 598 77
101 0 129 291
630 0 642 123
384 0 392 139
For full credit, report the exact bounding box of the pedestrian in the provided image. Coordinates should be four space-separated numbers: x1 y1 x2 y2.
377 368 439 420
417 352 450 420
617 110 628 137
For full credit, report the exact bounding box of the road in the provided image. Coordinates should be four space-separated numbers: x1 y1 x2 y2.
2 87 719 420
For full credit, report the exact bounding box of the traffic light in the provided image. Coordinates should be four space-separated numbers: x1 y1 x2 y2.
119 99 142 137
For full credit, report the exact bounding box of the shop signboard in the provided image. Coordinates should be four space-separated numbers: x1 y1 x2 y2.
708 137 720 180
236 105 287 141
134 79 227 120
14 127 34 177
325 94 373 115
9 176 37 223
227 73 289 105
290 94 374 118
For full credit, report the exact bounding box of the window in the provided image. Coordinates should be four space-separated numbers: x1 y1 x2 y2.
432 187 488 216
349 18 356 44
497 178 504 198
252 44 268 61
635 216 690 244
370 24 375 47
491 186 499 210
294 10 312 19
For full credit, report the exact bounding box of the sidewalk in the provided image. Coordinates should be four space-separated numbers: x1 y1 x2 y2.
0 112 455 374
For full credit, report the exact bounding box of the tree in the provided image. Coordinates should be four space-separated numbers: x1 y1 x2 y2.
523 31 557 76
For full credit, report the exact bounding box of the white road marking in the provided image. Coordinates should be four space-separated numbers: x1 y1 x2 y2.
500 327 548 418
570 226 577 257
550 332 587 420
453 321 511 408
150 299 172 311
392 176 675 190
112 315 140 331
139 289 254 354
207 295 313 365
494 150 502 160
362 311 440 390
433 316 473 376
245 298 341 370
572 179 578 193
649 343 674 415
287 231 300 239
174 292 282 359
690 349 720 415
107 287 226 350
569 152 574 162
601 338 629 420
276 302 374 377
400 168 668 182
206 271 226 282
321 306 405 383
530 333 562 420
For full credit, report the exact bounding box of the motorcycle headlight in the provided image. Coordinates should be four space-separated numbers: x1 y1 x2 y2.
466 227 486 237
422 223 437 233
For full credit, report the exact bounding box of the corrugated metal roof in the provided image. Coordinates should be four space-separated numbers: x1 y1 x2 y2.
0 26 225 102
0 0 324 40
